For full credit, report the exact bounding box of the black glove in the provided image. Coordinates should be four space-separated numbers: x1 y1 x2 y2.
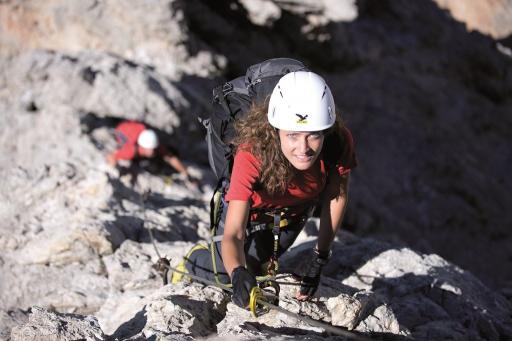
231 266 257 308
299 249 330 298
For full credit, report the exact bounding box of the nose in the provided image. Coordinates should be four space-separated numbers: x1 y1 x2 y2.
297 136 309 154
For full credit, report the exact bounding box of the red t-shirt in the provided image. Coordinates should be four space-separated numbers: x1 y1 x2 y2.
112 121 146 161
225 127 357 220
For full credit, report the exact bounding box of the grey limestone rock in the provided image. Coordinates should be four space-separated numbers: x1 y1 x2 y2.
98 282 229 339
10 306 105 341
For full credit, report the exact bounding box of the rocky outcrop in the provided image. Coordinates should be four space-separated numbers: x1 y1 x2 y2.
434 0 512 38
6 232 512 340
10 307 105 341
0 50 214 314
0 49 208 136
0 0 226 78
1 0 511 340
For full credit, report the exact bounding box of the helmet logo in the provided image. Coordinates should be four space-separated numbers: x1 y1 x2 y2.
295 113 308 124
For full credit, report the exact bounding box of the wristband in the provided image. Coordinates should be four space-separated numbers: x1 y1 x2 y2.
314 248 331 265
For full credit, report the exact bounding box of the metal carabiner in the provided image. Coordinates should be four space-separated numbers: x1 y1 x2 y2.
249 280 281 317
249 286 263 317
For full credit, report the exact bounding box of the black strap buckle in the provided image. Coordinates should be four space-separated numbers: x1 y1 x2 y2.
222 82 234 93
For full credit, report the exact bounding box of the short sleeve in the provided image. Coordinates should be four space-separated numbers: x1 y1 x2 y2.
225 149 261 202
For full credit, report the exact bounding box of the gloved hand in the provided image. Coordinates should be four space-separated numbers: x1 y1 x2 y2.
297 248 330 300
231 266 257 308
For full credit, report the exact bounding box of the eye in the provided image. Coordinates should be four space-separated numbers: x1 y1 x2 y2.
287 133 298 139
308 132 322 140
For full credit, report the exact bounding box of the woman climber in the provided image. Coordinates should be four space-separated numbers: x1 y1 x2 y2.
172 70 357 308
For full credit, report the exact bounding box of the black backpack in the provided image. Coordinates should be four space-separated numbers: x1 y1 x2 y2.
203 58 309 182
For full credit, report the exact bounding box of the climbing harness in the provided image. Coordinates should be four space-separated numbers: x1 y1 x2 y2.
207 182 316 286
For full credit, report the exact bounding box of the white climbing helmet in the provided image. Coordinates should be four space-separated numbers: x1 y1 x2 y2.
267 71 336 131
137 129 159 149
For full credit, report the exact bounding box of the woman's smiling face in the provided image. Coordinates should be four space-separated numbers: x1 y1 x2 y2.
278 130 325 171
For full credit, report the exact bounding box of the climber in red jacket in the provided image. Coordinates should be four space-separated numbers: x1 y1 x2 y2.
107 121 193 182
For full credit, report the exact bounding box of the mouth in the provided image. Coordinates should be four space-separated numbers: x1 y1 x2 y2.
294 154 314 163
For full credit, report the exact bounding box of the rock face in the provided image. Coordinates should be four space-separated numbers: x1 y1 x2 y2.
7 233 512 340
1 0 511 340
0 0 226 78
280 228 512 340
434 0 512 38
10 307 105 341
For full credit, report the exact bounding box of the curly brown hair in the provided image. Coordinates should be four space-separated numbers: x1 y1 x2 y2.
233 102 345 195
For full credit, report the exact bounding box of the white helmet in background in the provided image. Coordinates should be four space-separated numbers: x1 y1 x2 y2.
137 129 159 149
267 71 336 131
